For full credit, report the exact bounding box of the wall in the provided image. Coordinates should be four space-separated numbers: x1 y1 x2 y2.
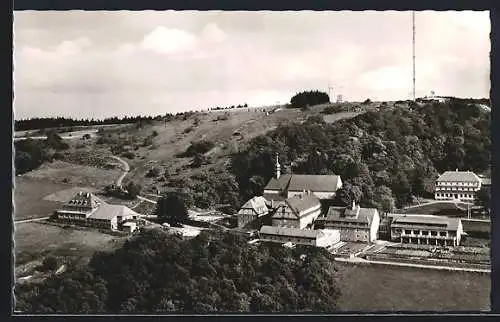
287 191 335 199
339 227 370 242
298 208 322 229
260 233 315 246
272 218 300 228
369 211 380 242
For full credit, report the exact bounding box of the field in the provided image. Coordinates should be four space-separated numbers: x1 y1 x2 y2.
336 262 490 311
401 201 468 216
14 222 127 268
14 177 75 220
22 160 122 188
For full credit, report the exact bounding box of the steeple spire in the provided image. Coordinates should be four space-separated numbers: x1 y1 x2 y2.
275 152 281 179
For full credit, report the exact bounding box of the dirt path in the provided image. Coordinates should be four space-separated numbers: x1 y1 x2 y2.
335 256 491 273
14 217 51 224
110 155 130 188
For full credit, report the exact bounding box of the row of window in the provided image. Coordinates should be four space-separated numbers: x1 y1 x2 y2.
435 187 478 192
394 228 454 237
436 181 479 186
435 193 474 199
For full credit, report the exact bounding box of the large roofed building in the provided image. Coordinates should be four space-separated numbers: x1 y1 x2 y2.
54 191 140 231
388 214 463 247
259 225 340 247
271 192 322 229
434 169 481 202
315 201 380 243
263 153 342 202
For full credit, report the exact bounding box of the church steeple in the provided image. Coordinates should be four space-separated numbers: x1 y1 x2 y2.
275 152 281 179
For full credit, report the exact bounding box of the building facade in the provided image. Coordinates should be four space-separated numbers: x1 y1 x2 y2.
55 192 139 231
271 192 322 229
389 214 463 246
263 154 342 203
237 196 269 228
316 201 380 243
259 225 340 247
434 170 482 202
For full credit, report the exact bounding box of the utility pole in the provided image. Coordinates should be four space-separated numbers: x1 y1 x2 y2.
412 11 416 101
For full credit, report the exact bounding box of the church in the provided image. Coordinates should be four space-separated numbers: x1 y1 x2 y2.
263 153 343 203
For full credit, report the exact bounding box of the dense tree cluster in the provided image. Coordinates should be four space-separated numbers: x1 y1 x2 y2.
289 91 330 109
15 230 341 313
232 100 490 210
179 140 216 158
14 131 72 174
15 115 173 132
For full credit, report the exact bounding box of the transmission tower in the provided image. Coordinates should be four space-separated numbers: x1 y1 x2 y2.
412 11 416 101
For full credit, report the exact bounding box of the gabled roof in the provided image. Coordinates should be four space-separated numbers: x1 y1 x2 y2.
263 174 292 192
284 193 321 216
324 206 378 225
63 191 101 210
436 171 481 183
89 204 140 220
287 174 340 192
259 225 320 239
390 214 461 231
238 196 268 216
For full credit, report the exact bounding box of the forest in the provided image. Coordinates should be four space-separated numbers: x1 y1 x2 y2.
289 90 330 109
232 99 490 210
15 229 341 313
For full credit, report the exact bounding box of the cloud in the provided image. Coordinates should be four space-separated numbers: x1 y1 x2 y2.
13 11 490 119
139 26 198 55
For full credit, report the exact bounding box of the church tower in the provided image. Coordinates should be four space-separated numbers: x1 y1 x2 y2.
275 152 281 179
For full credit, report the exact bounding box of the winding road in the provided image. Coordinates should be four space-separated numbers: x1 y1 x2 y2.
110 155 157 204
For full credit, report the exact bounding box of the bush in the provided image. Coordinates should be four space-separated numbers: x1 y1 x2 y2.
146 167 161 178
289 90 330 109
180 140 215 158
322 105 344 114
121 151 135 159
41 256 58 272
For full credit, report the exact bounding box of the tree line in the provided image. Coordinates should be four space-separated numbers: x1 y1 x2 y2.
288 90 330 109
232 99 490 211
15 229 342 313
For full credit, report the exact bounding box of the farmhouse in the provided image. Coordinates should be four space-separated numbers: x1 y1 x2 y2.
434 169 482 202
54 191 140 232
237 196 269 228
388 214 463 247
263 153 342 202
271 192 322 229
259 225 340 247
315 201 380 243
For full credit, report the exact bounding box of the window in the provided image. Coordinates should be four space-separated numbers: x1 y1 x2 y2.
413 230 420 235
422 231 429 236
439 231 447 237
395 228 402 233
405 230 411 234
431 231 438 236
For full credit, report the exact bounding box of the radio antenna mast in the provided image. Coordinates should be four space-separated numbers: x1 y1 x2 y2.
412 11 416 101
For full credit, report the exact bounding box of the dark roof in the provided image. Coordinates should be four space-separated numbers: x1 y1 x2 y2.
324 205 378 225
287 174 341 192
390 214 461 231
262 193 287 202
436 171 481 182
259 225 320 239
285 193 321 216
263 174 292 192
63 192 101 209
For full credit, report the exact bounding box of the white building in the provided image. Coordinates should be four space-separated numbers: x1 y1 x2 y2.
259 225 340 247
389 214 464 247
434 170 482 202
271 192 322 229
315 201 380 243
55 192 140 231
263 153 342 203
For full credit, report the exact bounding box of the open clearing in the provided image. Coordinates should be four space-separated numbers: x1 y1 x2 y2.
14 222 126 266
336 262 490 311
22 161 121 188
14 178 74 220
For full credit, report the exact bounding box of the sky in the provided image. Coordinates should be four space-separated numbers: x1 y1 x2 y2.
13 10 490 119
